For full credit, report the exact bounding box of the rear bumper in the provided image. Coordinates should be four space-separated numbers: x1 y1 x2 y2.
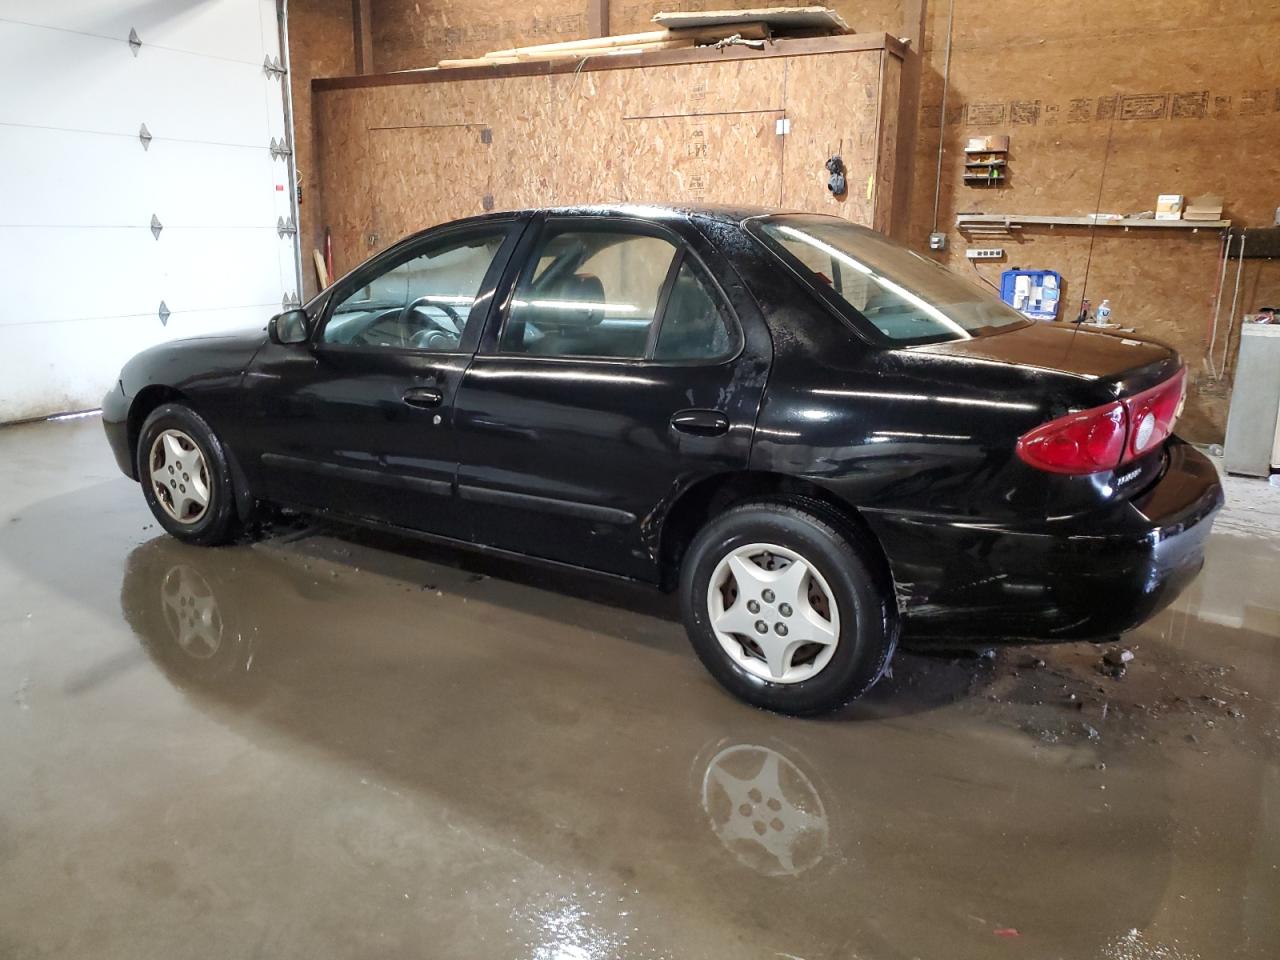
866 439 1224 641
102 382 135 480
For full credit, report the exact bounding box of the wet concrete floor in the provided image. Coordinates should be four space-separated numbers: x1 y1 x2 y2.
1 417 1277 959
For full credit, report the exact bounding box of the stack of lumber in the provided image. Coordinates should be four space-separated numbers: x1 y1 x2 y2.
436 6 851 69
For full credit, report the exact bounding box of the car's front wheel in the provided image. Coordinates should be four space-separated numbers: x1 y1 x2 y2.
680 500 898 715
137 403 243 546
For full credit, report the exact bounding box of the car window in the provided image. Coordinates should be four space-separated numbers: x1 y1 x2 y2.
751 214 1030 346
652 259 735 361
323 230 507 350
500 227 677 359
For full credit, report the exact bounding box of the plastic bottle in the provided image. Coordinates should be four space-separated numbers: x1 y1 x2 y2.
1095 299 1112 325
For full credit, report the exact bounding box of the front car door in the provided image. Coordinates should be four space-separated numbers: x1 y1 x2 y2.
242 217 526 537
451 213 771 581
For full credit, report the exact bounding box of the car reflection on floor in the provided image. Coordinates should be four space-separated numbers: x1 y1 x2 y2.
112 529 1214 959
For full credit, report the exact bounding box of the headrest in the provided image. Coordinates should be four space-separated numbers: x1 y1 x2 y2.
529 273 607 329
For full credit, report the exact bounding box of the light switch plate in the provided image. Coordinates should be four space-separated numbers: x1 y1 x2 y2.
928 232 947 251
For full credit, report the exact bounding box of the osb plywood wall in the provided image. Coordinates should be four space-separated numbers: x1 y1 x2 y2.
311 43 901 279
373 0 588 70
286 0 356 271
905 0 1280 443
292 1 1280 442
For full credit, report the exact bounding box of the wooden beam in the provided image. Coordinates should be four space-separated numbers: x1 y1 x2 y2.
587 0 610 38
484 24 766 59
441 39 696 69
352 0 373 74
891 0 927 241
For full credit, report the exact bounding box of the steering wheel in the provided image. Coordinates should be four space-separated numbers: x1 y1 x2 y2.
410 328 461 351
345 308 404 347
400 296 462 327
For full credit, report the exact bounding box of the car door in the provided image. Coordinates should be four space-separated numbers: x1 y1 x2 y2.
242 217 526 537
451 214 770 581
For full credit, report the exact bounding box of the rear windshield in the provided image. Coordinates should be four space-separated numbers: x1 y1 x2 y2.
749 214 1031 346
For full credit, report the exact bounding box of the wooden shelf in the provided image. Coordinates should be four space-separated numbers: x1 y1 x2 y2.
956 214 1230 231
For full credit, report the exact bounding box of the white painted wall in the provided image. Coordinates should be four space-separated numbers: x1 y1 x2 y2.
0 0 299 422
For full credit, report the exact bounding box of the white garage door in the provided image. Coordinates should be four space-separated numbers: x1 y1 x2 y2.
0 0 300 423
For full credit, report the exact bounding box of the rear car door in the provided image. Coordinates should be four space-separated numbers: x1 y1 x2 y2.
452 214 770 581
243 218 524 537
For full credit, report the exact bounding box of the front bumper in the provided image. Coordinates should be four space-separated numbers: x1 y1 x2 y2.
102 381 136 479
866 439 1224 641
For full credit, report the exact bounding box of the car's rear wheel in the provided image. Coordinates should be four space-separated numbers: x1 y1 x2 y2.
680 500 898 715
137 403 242 546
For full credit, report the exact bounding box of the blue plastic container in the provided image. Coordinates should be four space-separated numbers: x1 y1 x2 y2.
1000 269 1062 320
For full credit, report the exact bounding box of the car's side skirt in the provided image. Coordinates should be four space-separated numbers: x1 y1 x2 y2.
261 452 452 497
273 502 657 588
457 483 637 526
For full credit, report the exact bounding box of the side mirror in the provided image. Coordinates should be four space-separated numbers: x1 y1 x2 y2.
268 308 309 345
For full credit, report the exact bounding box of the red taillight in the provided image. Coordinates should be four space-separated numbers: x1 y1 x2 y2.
1123 367 1185 459
1017 367 1186 475
1017 401 1127 474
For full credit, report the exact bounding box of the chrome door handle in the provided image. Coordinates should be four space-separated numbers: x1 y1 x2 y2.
670 409 729 437
402 387 443 409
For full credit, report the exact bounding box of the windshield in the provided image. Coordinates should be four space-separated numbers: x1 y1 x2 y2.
750 214 1030 345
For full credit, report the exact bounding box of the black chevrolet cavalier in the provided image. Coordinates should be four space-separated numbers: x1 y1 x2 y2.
103 204 1223 714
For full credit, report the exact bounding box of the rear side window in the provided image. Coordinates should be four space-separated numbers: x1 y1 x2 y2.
500 228 675 359
751 214 1029 346
653 260 733 361
499 223 737 362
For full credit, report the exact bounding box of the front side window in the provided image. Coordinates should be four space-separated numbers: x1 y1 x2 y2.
323 229 507 350
751 214 1030 346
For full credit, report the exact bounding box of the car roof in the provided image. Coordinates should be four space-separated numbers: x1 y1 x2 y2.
539 202 787 223
452 202 803 228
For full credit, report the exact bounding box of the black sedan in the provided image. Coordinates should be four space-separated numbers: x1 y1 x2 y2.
103 204 1223 715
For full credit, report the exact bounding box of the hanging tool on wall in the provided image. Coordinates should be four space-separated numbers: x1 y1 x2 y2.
826 154 847 198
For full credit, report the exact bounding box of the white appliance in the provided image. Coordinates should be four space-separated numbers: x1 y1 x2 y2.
1224 324 1280 477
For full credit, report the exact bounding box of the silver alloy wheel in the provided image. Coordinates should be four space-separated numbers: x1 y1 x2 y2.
706 542 841 684
148 428 211 524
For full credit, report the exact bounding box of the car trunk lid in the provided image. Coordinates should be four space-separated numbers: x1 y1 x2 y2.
908 320 1181 395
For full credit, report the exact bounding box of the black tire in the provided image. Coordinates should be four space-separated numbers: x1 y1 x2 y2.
136 403 243 546
679 499 898 715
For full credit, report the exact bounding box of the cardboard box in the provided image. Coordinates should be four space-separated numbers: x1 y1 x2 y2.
964 135 1009 153
1184 195 1224 221
1156 194 1184 220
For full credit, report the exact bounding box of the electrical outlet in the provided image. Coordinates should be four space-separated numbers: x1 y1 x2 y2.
928 232 947 251
966 247 1004 260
